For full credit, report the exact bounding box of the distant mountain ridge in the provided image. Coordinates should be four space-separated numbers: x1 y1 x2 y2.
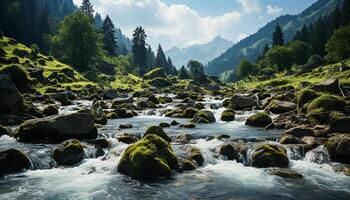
166 36 233 68
205 0 342 78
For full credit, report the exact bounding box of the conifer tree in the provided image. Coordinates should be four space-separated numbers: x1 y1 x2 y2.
155 44 168 70
272 24 284 47
146 46 156 71
132 26 147 75
80 0 94 23
102 15 118 56
178 65 190 79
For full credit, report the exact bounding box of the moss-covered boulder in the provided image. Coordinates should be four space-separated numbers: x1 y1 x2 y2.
221 109 235 122
297 89 319 109
148 95 160 104
248 144 289 168
181 108 198 118
187 147 204 166
0 65 32 93
311 78 341 94
327 134 350 164
245 112 272 127
219 144 239 160
230 95 258 110
0 74 24 113
149 78 172 88
0 149 31 175
143 68 166 80
279 134 303 144
283 127 314 137
266 100 296 114
52 139 85 166
192 110 216 123
307 95 345 113
117 134 179 180
144 126 171 142
329 117 350 133
17 113 98 143
42 105 59 116
91 100 107 125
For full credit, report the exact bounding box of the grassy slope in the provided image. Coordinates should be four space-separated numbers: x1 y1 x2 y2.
234 59 350 90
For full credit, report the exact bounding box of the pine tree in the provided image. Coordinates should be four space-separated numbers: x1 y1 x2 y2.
80 0 94 23
167 57 176 75
155 44 168 71
132 26 147 75
146 46 156 71
102 15 118 56
293 25 309 43
119 43 129 56
310 17 327 56
178 65 189 79
272 24 284 47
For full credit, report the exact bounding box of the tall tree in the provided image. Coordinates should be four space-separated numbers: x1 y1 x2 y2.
167 57 176 75
310 17 328 56
293 25 309 43
146 46 156 71
272 24 284 47
155 44 168 71
80 0 94 23
325 25 350 63
49 12 103 71
187 60 205 81
236 59 258 80
102 15 118 56
178 65 190 79
132 26 147 75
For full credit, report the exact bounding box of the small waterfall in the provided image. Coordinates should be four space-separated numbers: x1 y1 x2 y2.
304 145 331 164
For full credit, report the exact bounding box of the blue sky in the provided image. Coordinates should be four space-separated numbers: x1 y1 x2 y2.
74 0 317 50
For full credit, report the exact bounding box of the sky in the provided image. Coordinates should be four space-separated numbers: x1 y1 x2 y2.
73 0 317 50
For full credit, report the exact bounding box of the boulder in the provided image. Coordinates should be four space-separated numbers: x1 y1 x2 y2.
221 109 235 122
0 125 9 136
144 126 171 142
311 78 341 94
111 97 134 107
279 135 303 144
297 89 319 109
172 133 192 144
327 134 350 164
307 95 345 113
329 117 350 133
42 105 59 116
137 98 156 109
116 133 139 144
230 95 258 110
176 92 189 99
192 110 216 123
248 144 289 168
219 144 239 160
117 134 179 180
17 113 98 143
103 89 118 100
91 100 107 125
159 122 171 128
119 124 133 129
0 149 31 175
0 74 24 113
53 92 72 106
267 168 303 179
245 112 272 128
148 95 160 104
52 139 85 166
283 127 314 138
178 159 196 172
182 108 198 118
187 147 204 166
266 100 296 114
170 120 180 126
149 78 172 88
179 123 196 128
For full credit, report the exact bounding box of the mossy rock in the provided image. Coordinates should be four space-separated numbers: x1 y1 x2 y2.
279 134 303 144
180 123 196 128
159 96 173 104
248 144 289 168
267 168 303 179
266 100 296 114
52 139 85 166
187 147 204 166
219 144 239 160
297 89 319 109
149 78 172 88
0 149 31 175
181 108 198 118
327 134 350 164
192 110 216 123
221 109 235 122
117 134 179 180
42 105 59 116
178 158 196 172
144 126 171 142
12 48 29 58
245 112 272 128
143 68 166 80
307 95 346 113
106 112 118 119
0 65 32 93
0 125 9 136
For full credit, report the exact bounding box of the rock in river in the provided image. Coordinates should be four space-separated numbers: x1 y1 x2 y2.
0 149 31 175
248 144 289 168
52 139 85 166
17 113 98 143
327 134 350 164
245 112 272 128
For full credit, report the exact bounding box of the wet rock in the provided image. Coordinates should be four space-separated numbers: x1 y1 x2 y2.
329 117 350 133
334 165 350 176
158 96 173 104
279 135 303 144
0 74 24 113
103 89 118 100
284 127 314 138
117 134 179 180
119 124 133 129
245 112 272 128
91 100 107 125
216 134 230 140
297 89 319 109
52 139 85 166
267 168 303 179
17 113 98 143
144 126 171 142
86 138 111 149
0 149 31 175
54 92 72 106
192 110 216 123
178 158 196 172
159 122 171 128
172 133 192 144
327 134 350 164
106 112 118 119
230 95 258 110
111 97 134 107
311 78 341 94
0 125 9 136
179 123 196 128
266 100 296 114
176 92 189 99
219 144 239 160
116 133 139 144
195 102 205 110
182 108 198 118
148 95 160 104
307 95 345 114
248 144 289 168
137 98 156 109
42 105 59 116
170 120 180 126
221 109 235 122
187 147 204 166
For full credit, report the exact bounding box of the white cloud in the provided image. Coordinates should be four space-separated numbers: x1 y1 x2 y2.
74 0 242 49
236 0 261 13
238 33 248 41
266 5 283 15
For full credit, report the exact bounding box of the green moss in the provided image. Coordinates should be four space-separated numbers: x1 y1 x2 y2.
297 89 319 109
143 68 166 80
182 108 198 118
307 95 346 113
245 112 272 127
144 126 171 142
221 109 235 121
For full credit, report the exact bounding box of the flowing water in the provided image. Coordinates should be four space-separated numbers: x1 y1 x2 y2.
1 96 350 200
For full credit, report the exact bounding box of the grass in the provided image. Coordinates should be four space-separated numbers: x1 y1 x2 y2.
111 74 146 91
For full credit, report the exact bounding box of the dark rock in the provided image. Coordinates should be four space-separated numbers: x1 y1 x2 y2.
148 95 160 104
106 112 118 119
219 144 239 160
17 113 98 143
103 89 118 100
327 134 350 164
179 123 196 128
297 89 319 109
159 122 171 128
137 98 156 109
178 158 196 172
267 168 303 179
266 100 296 114
187 147 204 166
170 120 180 126
172 133 192 144
221 109 235 122
192 110 216 123
144 126 170 142
0 149 31 175
119 124 133 129
116 133 139 144
245 112 272 127
111 97 134 107
176 92 189 99
117 134 178 180
279 135 303 144
248 144 289 168
311 78 341 94
91 100 107 125
182 108 198 118
0 74 24 113
230 95 258 110
149 78 172 88
42 105 59 116
54 92 72 106
0 125 9 136
284 127 314 138
329 117 350 133
52 139 84 166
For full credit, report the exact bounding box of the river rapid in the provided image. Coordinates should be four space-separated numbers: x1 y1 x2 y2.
0 96 349 200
